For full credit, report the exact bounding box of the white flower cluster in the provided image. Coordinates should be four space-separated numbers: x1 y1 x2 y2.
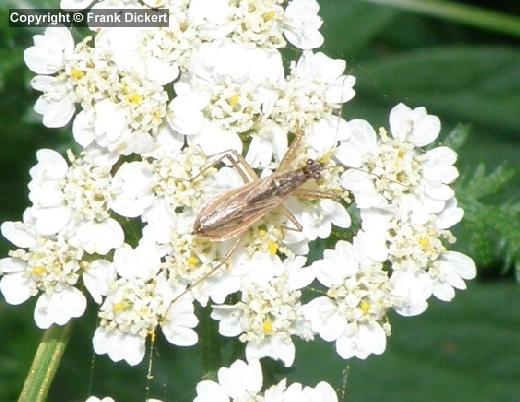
1 0 475 399
86 359 337 402
193 359 337 402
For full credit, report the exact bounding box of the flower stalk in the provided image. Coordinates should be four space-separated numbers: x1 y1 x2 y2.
18 323 73 402
199 306 222 379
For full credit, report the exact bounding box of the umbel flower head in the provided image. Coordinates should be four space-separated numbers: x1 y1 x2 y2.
193 359 338 402
1 1 475 400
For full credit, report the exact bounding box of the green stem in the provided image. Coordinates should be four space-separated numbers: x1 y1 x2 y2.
200 306 222 379
18 323 74 402
359 0 520 38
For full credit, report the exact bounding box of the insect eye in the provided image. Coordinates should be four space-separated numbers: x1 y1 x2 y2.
306 159 314 166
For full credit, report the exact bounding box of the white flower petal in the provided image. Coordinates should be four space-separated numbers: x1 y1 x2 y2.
93 328 146 366
336 119 377 167
30 149 68 181
390 103 440 147
34 206 71 236
114 241 161 280
194 380 229 402
1 221 37 248
75 219 124 255
83 260 116 304
35 95 75 128
34 287 86 328
0 272 34 305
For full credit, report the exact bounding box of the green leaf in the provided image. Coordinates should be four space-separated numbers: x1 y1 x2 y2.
441 124 470 151
319 1 397 56
358 0 520 38
455 163 520 274
354 47 520 142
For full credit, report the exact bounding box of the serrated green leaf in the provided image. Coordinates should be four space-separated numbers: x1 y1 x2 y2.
456 163 520 272
442 124 470 151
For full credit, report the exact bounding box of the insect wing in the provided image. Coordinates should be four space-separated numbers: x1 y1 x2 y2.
194 178 283 241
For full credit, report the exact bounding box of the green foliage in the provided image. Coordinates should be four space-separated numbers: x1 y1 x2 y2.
456 163 520 276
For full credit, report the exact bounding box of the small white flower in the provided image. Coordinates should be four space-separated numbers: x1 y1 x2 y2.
194 359 339 402
0 210 87 329
24 27 74 75
339 105 458 221
286 198 351 241
93 241 198 365
273 51 355 130
193 359 262 402
390 103 441 147
85 396 116 402
168 43 283 155
25 28 77 128
188 0 235 40
429 251 476 302
83 260 117 304
110 161 155 218
28 149 124 255
272 381 338 402
212 255 314 367
284 0 324 49
360 206 475 311
305 239 392 359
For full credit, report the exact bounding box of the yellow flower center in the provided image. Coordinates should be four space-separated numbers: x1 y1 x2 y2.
70 68 85 80
128 93 143 105
262 318 273 334
418 237 431 250
267 240 279 256
113 301 131 313
187 256 200 268
360 299 371 314
263 11 276 22
32 266 47 276
228 94 240 108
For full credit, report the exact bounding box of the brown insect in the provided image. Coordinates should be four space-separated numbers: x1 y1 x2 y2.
162 128 341 313
191 128 338 242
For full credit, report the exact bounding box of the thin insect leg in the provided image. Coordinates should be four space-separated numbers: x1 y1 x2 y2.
280 205 303 232
292 188 340 201
220 153 251 184
190 152 244 183
221 151 258 183
162 237 243 318
277 125 305 172
345 166 408 189
186 150 258 184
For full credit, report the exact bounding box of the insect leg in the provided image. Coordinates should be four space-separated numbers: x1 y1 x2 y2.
184 150 258 184
279 205 303 232
291 188 340 201
162 236 243 318
277 125 305 172
221 150 258 183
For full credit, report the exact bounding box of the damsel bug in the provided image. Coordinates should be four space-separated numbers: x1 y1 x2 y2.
191 127 339 242
163 127 342 310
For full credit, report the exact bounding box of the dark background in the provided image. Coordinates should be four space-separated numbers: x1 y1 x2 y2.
1 1 519 401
